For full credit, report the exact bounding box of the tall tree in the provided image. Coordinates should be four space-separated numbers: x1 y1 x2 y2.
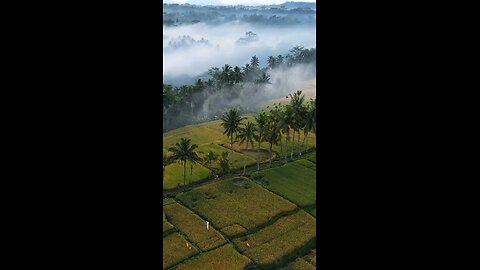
254 111 268 171
237 121 257 174
168 138 202 191
289 90 306 157
221 108 244 151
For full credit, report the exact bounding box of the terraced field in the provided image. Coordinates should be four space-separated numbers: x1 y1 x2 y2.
176 177 297 236
163 160 211 190
252 159 316 207
174 244 251 270
163 232 198 269
233 210 316 265
163 201 226 251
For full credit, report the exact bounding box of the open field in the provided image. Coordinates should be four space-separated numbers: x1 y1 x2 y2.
163 232 199 269
197 143 257 170
174 244 251 270
252 159 316 207
232 210 315 265
176 177 297 237
163 160 211 190
163 201 226 251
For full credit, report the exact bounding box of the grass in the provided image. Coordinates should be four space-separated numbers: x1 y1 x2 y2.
175 177 297 236
163 232 199 269
232 210 316 265
175 244 251 270
197 143 257 170
252 159 316 207
163 201 226 251
163 160 211 190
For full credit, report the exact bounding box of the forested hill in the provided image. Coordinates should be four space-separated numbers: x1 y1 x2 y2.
163 2 316 26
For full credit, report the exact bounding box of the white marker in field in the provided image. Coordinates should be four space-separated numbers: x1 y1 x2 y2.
206 221 209 230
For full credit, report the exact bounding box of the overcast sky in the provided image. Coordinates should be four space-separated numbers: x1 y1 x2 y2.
164 0 315 5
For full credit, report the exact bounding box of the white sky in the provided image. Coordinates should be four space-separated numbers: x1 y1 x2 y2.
164 0 316 5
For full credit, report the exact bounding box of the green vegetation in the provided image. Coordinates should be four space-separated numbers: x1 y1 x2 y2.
163 201 226 251
252 159 316 207
163 232 198 269
176 177 297 235
163 160 211 190
233 210 316 265
279 258 315 270
175 244 251 270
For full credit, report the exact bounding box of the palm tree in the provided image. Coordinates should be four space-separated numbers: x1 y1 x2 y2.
221 108 244 151
264 112 281 168
237 121 257 174
163 153 174 183
204 150 218 175
219 151 231 175
289 90 306 157
168 138 202 191
302 99 316 153
254 111 268 170
278 104 293 164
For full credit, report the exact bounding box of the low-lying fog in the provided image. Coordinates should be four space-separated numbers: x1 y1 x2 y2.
163 21 316 85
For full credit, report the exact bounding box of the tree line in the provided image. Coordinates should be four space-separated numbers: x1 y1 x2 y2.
163 46 316 132
163 90 316 191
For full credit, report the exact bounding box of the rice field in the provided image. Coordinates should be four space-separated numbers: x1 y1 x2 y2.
232 210 316 265
175 177 297 236
174 244 251 270
163 232 199 269
163 201 226 251
252 159 316 207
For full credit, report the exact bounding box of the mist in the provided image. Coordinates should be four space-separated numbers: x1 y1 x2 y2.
163 21 315 85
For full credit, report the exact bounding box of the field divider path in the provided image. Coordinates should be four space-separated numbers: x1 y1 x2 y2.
165 242 230 270
163 149 316 197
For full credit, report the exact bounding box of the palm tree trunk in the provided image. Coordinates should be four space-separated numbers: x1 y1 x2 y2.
285 133 289 164
297 131 301 157
301 133 307 156
183 161 186 191
290 130 295 160
190 163 193 184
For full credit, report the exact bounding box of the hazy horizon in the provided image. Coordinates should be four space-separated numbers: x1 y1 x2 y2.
163 0 315 6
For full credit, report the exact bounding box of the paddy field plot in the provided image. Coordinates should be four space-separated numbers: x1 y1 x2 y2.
279 257 315 270
175 177 297 237
163 232 198 269
163 201 226 251
233 210 316 265
252 159 316 207
174 244 251 270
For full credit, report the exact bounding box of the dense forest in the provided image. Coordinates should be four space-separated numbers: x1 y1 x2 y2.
163 2 316 26
163 46 316 132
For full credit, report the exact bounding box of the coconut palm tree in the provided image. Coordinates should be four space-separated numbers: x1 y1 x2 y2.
302 99 316 153
163 153 174 183
204 150 218 175
278 104 294 164
219 151 231 175
289 90 306 157
168 138 202 191
264 112 281 168
237 121 257 174
254 111 268 170
221 108 244 151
